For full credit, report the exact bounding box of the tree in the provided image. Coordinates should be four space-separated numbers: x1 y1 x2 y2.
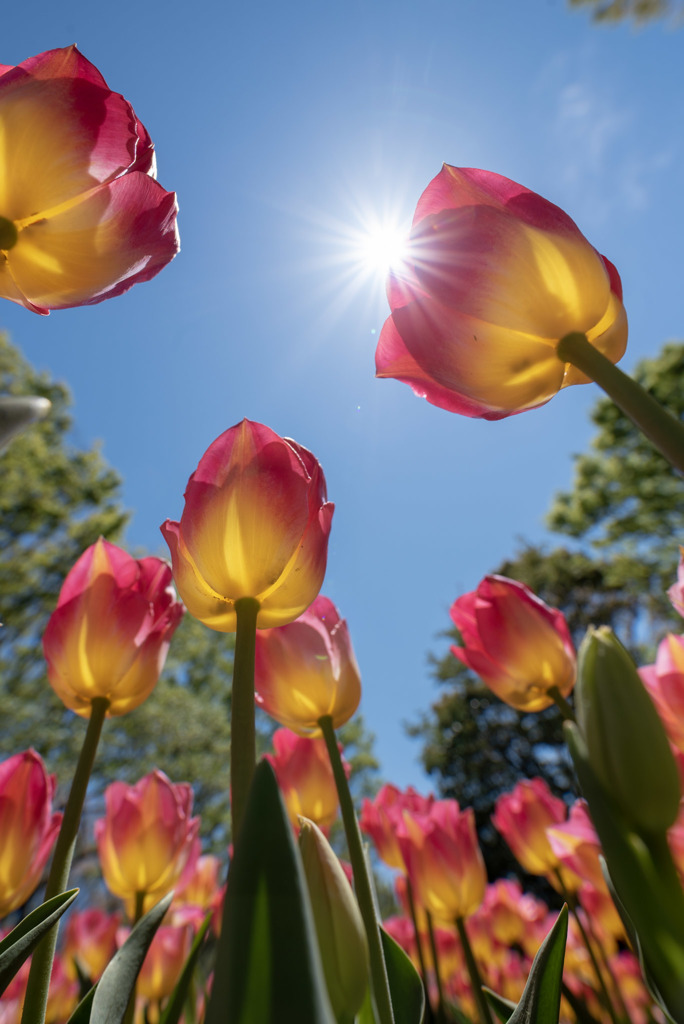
569 0 678 24
411 342 684 884
0 332 379 858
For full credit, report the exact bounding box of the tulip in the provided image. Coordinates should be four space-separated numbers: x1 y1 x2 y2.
492 778 569 878
397 799 486 923
375 165 627 419
62 908 121 982
265 727 345 832
669 549 684 618
576 626 681 835
450 574 576 712
0 46 178 315
161 419 333 631
43 538 183 717
640 633 684 754
136 923 194 1002
299 819 370 1022
95 770 200 914
546 798 606 892
254 595 360 735
0 750 62 917
359 783 434 871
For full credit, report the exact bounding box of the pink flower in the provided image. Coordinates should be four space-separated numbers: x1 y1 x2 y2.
0 750 62 917
95 770 199 914
375 165 627 419
43 538 183 717
451 575 576 711
254 595 360 735
492 778 568 878
640 633 684 754
397 799 486 922
360 784 435 872
0 46 178 314
265 727 346 832
546 799 605 892
669 549 684 618
162 420 333 631
62 909 121 982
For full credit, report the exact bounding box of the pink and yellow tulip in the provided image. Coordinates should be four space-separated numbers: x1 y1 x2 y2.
265 727 345 832
492 777 569 878
375 165 627 418
43 538 183 717
451 574 576 711
162 419 333 631
0 46 178 314
254 594 360 734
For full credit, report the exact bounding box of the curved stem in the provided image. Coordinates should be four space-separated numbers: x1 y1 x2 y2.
21 697 109 1024
230 597 260 840
548 686 575 722
405 876 432 1011
455 916 493 1024
318 714 395 1024
557 332 684 475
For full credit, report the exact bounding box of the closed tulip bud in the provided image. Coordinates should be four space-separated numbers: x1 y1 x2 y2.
255 595 360 735
576 626 681 835
95 770 200 914
0 750 62 917
161 420 333 631
376 165 627 419
299 819 369 1022
43 538 183 717
451 575 576 712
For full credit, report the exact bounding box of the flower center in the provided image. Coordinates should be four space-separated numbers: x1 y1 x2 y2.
0 217 18 251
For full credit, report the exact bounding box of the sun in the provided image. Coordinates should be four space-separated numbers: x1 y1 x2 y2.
353 219 410 279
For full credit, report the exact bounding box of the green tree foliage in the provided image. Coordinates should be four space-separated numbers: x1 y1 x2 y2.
0 333 379 859
411 342 684 884
569 0 678 24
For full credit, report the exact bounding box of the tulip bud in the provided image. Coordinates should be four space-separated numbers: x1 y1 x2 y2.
299 819 369 1022
575 626 681 835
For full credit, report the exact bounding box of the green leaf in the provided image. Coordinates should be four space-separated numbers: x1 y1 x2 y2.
65 986 95 1024
381 927 425 1024
205 759 336 1024
483 988 516 1023
158 911 212 1024
0 888 78 996
83 892 173 1024
507 905 568 1024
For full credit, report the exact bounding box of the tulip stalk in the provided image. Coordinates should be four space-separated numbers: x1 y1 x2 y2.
21 696 109 1024
318 713 395 1024
548 686 575 722
404 876 431 1010
454 916 493 1024
230 596 260 839
557 332 684 475
425 911 448 1024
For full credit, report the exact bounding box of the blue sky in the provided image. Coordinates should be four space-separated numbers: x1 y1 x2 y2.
3 1 683 793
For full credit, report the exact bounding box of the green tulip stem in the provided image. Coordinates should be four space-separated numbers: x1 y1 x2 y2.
553 872 623 1024
557 332 684 475
548 686 575 722
425 911 448 1024
318 714 395 1024
230 597 260 840
455 916 493 1024
405 877 431 1003
21 696 109 1024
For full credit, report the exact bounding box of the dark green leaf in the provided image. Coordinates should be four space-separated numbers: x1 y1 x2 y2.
0 888 78 995
159 912 212 1024
381 926 425 1024
483 988 516 1023
66 986 95 1024
507 905 568 1024
205 759 336 1024
88 892 173 1024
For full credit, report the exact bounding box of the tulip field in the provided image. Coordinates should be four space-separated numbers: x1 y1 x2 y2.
2 35 684 1024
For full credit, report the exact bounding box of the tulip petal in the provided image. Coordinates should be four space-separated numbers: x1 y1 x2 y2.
0 46 151 218
8 172 178 310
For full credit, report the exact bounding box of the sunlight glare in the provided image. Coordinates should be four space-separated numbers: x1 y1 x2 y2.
355 220 409 278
